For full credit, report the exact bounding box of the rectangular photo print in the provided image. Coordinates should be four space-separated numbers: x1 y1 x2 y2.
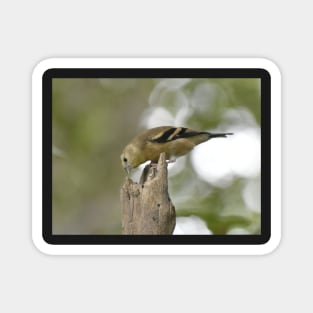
32 58 281 255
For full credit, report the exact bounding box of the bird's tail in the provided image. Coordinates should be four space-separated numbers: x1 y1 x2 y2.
189 131 233 145
208 132 234 139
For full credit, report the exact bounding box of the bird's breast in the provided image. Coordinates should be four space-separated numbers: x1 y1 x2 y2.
144 139 195 163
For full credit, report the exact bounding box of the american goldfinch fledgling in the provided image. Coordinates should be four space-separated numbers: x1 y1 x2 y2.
121 126 233 174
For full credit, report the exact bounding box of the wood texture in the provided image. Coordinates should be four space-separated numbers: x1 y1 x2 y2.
120 153 176 234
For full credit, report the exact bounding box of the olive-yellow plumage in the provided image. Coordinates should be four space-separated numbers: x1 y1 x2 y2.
121 126 233 174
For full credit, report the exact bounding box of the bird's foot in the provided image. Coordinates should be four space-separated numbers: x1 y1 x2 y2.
149 158 175 170
150 162 158 168
166 158 176 164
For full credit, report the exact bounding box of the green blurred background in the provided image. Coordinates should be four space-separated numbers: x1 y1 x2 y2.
52 78 261 235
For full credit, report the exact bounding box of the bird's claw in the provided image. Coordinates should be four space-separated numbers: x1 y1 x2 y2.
166 158 176 164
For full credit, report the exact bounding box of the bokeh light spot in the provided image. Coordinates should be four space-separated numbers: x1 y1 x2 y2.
174 216 212 234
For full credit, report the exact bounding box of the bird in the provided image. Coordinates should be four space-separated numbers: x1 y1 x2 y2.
121 126 233 174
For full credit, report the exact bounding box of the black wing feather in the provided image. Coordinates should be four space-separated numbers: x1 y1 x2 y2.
148 127 233 144
149 127 177 143
149 127 206 143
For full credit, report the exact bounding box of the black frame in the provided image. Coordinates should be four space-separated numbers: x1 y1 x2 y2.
43 68 271 245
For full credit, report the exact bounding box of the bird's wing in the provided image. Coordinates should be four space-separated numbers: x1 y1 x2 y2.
148 127 203 143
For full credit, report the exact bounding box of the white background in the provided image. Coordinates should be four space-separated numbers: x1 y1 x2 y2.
0 0 311 312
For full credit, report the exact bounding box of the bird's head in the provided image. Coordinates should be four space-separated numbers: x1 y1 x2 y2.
120 144 143 175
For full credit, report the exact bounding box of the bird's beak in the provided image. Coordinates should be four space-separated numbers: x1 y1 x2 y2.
124 165 132 175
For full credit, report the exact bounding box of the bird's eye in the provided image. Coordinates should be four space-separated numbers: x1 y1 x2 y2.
123 157 127 162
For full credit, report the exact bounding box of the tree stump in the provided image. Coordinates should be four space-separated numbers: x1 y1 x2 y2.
120 153 176 234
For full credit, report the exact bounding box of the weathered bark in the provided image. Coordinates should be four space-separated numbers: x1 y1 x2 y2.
120 153 176 234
